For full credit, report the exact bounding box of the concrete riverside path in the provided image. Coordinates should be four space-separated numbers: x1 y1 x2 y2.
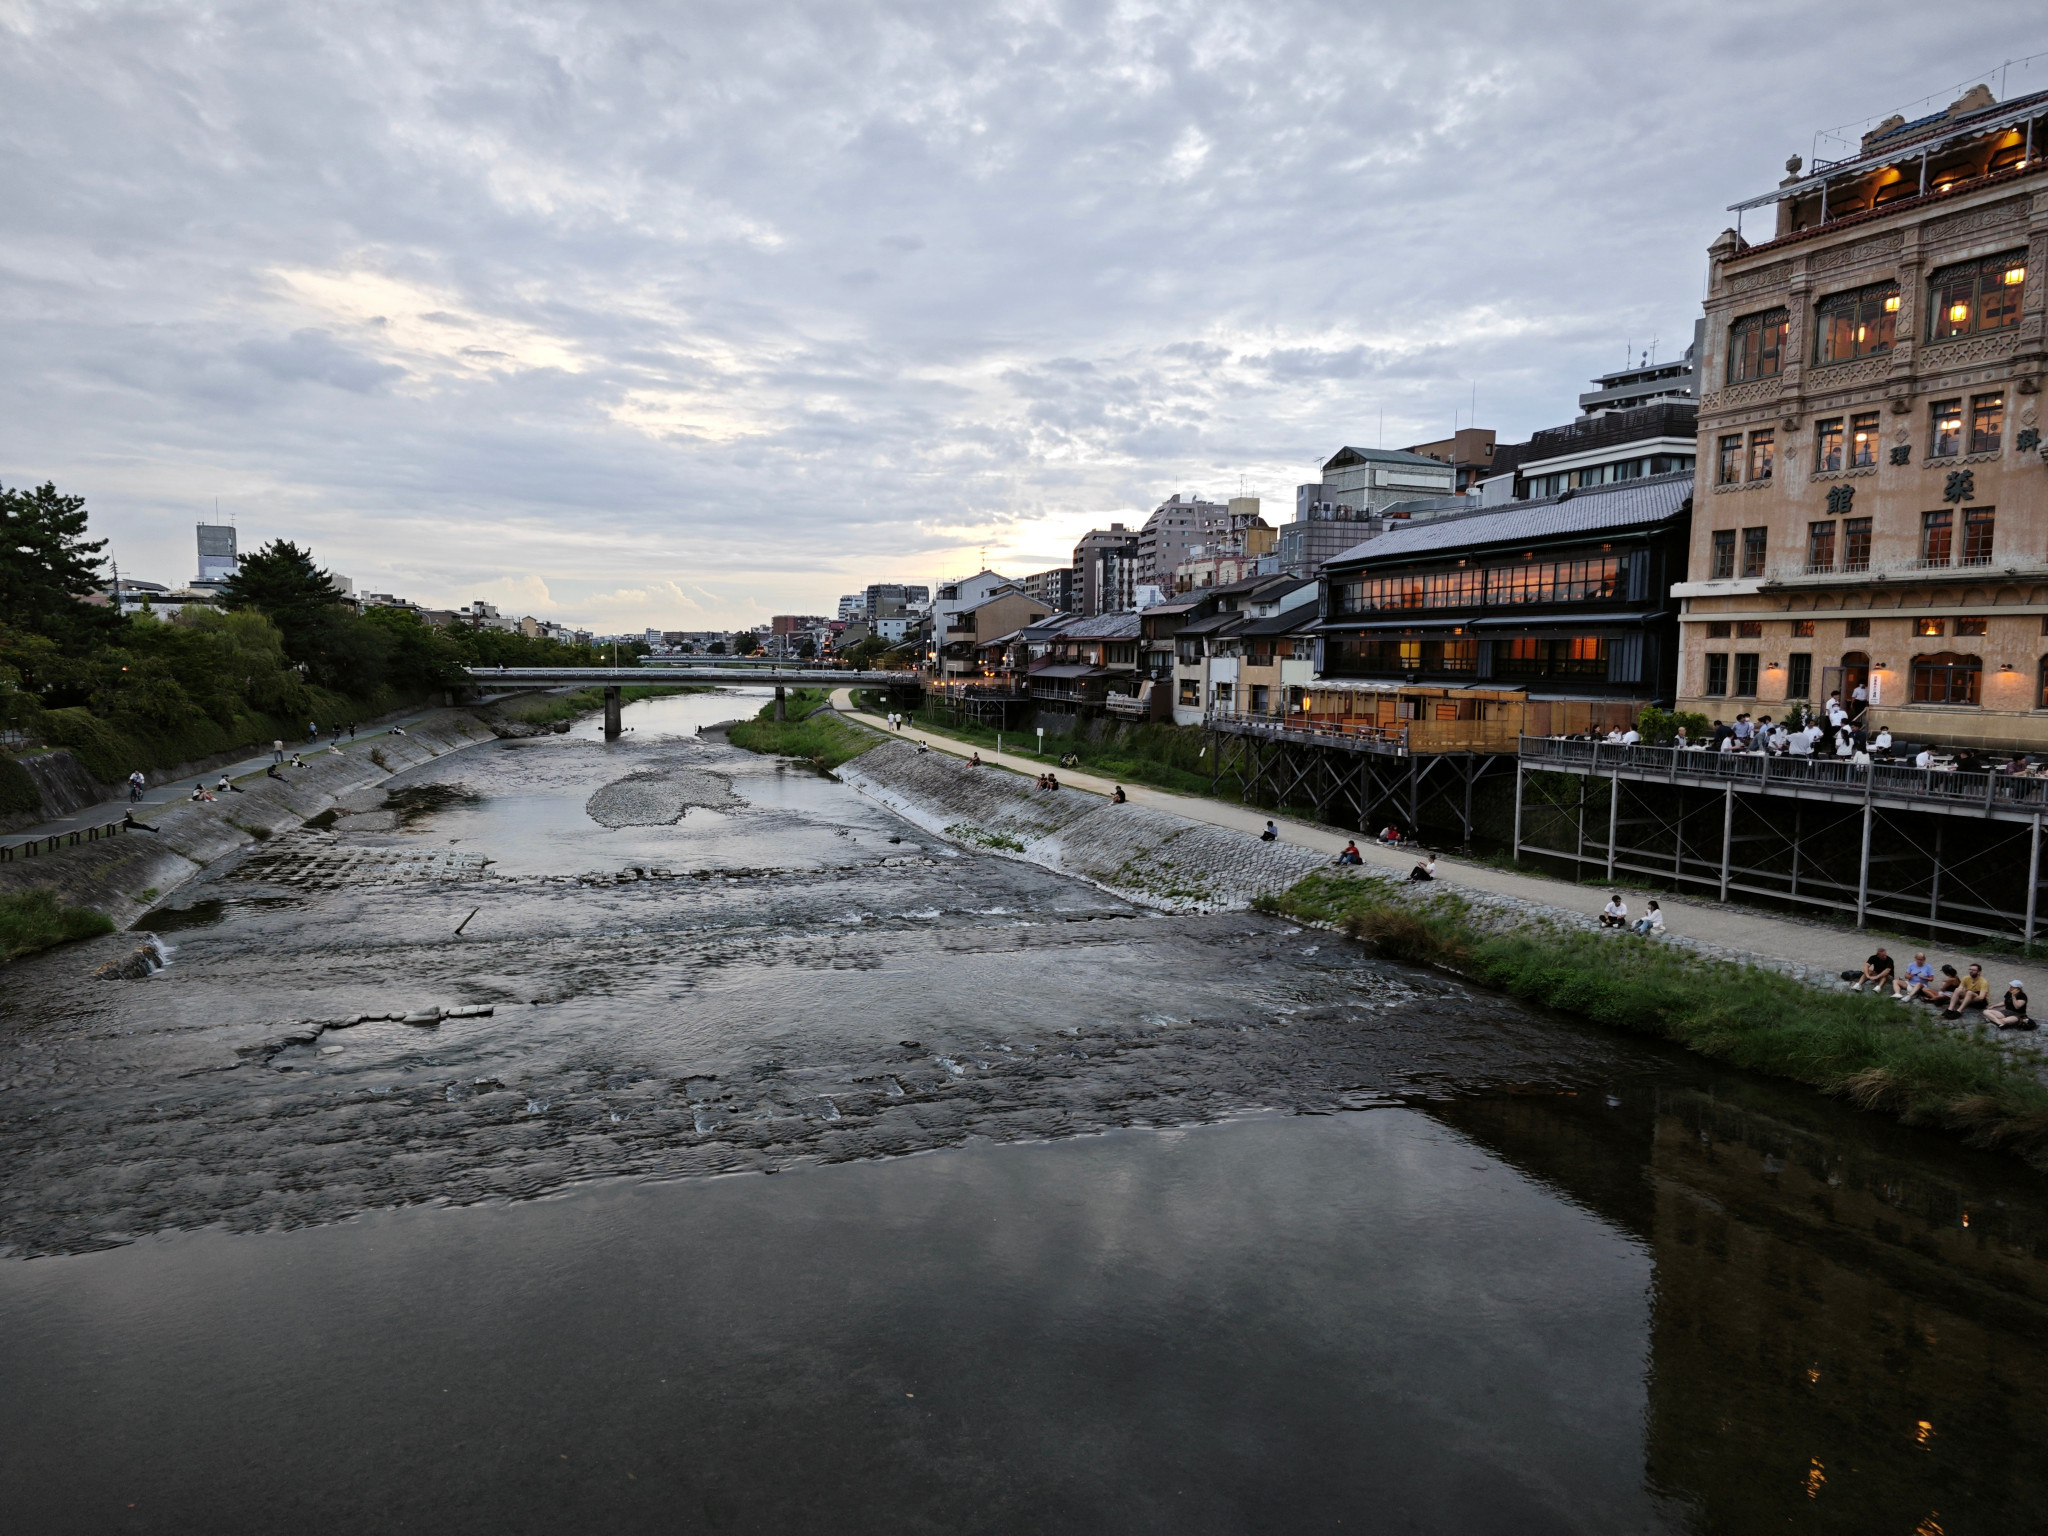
829 690 2048 1004
6 704 466 846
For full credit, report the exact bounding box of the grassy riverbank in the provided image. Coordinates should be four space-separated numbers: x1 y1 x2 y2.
1260 871 2048 1167
859 697 1227 800
491 684 707 727
728 690 879 770
0 890 115 964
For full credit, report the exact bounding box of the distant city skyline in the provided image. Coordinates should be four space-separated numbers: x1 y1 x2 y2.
1 3 2030 627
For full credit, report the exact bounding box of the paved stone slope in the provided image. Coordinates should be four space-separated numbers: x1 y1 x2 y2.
0 711 495 926
839 741 1329 911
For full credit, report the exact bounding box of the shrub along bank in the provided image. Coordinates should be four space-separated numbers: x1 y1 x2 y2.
0 889 115 964
728 690 879 770
1260 871 2048 1169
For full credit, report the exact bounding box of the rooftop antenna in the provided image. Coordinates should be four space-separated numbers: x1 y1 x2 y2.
1649 334 1660 366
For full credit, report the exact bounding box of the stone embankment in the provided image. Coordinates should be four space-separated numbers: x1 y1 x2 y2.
0 711 495 929
838 741 1329 911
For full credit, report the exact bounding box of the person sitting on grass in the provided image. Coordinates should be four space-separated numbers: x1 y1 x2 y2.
1895 952 1935 1002
1599 894 1628 929
1849 946 1894 992
1984 982 2033 1030
1943 963 1991 1020
1111 786 1126 803
1629 900 1664 935
1335 841 1362 866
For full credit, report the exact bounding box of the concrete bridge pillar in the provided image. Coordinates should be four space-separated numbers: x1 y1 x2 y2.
603 685 623 739
774 684 786 722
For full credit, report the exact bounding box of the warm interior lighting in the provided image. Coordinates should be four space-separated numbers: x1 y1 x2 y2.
1950 301 1971 323
1855 324 1867 344
1884 294 1901 312
2006 265 2027 286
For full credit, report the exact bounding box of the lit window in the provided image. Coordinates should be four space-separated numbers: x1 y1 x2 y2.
1815 418 1844 472
1792 619 1815 637
1736 620 1763 638
1748 431 1775 481
1922 510 1953 566
1929 250 2027 340
1931 400 1963 458
1970 394 2004 454
1717 435 1742 484
1850 412 1881 468
1814 281 1899 364
1916 617 1946 637
1728 309 1789 382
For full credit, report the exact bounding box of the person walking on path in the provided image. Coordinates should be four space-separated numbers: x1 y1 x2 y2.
271 740 284 765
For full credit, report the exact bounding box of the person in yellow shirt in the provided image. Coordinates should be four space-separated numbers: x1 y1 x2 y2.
1943 963 1991 1020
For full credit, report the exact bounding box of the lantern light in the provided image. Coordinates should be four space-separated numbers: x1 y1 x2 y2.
1950 301 1971 324
1884 294 1901 312
2005 265 2027 286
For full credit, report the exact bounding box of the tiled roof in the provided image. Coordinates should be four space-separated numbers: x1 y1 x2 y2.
1323 445 1450 471
1240 607 1320 636
1053 611 1144 639
1324 473 1693 570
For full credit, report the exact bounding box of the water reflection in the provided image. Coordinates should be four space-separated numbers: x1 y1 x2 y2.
1431 1073 2048 1534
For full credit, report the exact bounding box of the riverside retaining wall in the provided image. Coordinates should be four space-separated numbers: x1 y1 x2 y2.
838 740 1328 912
0 711 496 928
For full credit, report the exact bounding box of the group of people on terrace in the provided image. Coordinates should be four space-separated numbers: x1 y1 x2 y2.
1847 946 2033 1028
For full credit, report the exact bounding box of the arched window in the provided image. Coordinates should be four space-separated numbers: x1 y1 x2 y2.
1912 653 1980 706
1728 308 1789 382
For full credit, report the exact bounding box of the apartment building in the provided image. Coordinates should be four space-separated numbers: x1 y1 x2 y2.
1019 566 1075 611
1678 84 2048 748
1170 573 1319 725
1402 428 1499 494
937 591 1050 678
1072 525 1141 615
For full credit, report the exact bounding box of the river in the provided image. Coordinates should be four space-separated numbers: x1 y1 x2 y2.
2 689 2043 1533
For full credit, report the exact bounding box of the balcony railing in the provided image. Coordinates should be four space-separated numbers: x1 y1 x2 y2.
1518 736 2048 815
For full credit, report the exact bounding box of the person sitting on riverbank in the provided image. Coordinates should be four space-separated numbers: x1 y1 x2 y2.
1944 963 1991 1019
1409 856 1436 882
968 752 982 767
189 783 215 803
1259 821 1278 842
122 809 158 833
216 774 242 795
1849 947 1895 992
1599 894 1627 929
1630 900 1664 935
1913 964 1961 1007
1376 825 1404 846
1985 982 2033 1029
1895 952 1935 1002
1111 786 1126 803
391 725 406 736
289 752 306 769
266 762 283 781
1336 841 1362 865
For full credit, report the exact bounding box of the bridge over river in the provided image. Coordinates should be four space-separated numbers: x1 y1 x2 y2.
464 665 893 736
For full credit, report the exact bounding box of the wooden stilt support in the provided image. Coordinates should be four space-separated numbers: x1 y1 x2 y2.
1512 761 1524 864
1928 821 1944 929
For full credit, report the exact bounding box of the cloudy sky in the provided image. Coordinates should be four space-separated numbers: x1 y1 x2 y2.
2 2 2035 630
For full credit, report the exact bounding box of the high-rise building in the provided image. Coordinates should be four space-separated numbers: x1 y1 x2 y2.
1072 525 1141 615
193 524 237 590
837 593 864 621
1135 494 1232 586
1020 567 1075 611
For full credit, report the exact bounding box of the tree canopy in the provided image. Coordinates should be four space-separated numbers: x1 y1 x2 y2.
0 482 121 653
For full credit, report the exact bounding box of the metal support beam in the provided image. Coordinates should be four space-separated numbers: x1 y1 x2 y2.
1856 800 1874 929
1928 821 1944 927
1512 762 1524 863
1719 781 1733 903
2031 814 2043 946
1606 770 1620 883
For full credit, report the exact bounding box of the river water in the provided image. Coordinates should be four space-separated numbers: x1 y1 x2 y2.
2 691 2044 1533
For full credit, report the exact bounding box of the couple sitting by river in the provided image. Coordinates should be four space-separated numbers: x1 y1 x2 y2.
1848 949 2033 1027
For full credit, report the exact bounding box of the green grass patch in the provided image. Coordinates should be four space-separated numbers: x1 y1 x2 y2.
493 684 706 726
945 822 1025 852
0 890 116 964
728 692 878 770
893 708 1222 797
1260 871 2048 1167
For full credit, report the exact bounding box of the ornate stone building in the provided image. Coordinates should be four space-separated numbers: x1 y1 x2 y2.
1678 86 2048 747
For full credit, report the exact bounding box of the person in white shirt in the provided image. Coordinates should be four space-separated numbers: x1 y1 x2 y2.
1718 734 1737 753
1915 748 1934 769
1873 728 1893 756
1599 894 1628 929
1621 727 1641 746
1789 728 1812 756
1836 732 1855 758
1629 900 1665 936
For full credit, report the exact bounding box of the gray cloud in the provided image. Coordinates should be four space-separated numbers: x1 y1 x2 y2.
0 0 2023 624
